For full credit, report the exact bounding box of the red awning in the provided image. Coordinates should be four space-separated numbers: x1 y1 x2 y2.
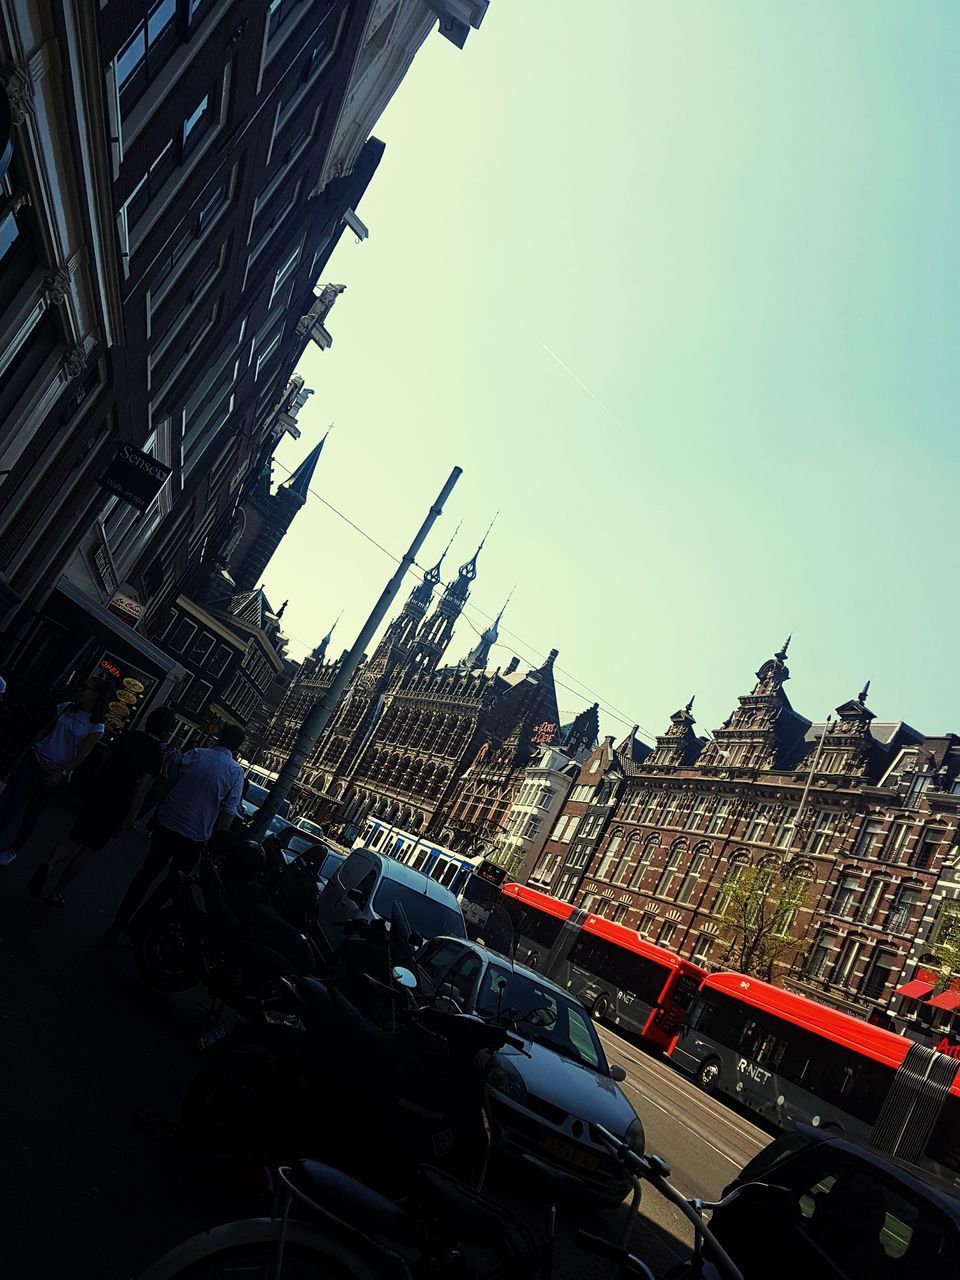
927 990 960 1011
896 979 936 999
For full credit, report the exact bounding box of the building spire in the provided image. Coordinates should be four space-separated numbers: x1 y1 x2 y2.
461 588 513 671
685 694 695 712
311 611 341 663
776 633 791 661
280 429 330 504
858 679 871 703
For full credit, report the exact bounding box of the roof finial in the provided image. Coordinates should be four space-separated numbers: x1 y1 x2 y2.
276 599 288 619
776 634 791 660
477 512 498 553
685 694 695 712
858 678 871 704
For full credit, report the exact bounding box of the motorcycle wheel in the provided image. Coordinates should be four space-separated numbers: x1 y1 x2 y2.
134 908 201 992
182 1049 310 1156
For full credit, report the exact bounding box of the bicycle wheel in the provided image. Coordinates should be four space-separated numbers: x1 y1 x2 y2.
137 1220 383 1280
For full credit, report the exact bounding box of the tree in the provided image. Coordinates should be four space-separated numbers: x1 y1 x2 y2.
716 858 811 982
929 899 960 990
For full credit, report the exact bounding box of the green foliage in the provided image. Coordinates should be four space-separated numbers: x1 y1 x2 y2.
929 899 960 988
716 860 810 982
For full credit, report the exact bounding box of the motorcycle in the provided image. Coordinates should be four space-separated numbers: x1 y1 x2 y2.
133 839 318 1001
181 956 520 1193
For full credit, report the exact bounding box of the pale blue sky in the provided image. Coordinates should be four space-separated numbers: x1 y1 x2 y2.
264 1 959 745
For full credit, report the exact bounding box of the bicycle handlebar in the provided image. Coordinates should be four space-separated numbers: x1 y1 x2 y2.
592 1125 744 1280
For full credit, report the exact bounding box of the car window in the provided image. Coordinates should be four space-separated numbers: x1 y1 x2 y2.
794 1159 952 1278
419 940 472 985
336 853 374 892
371 880 465 940
351 869 377 906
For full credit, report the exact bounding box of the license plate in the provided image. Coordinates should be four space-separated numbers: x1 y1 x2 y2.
197 1024 228 1052
542 1136 600 1171
264 1011 304 1030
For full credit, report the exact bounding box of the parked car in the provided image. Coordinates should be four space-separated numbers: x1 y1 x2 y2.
240 780 289 821
711 1123 960 1280
314 849 466 959
295 817 327 841
414 936 642 1202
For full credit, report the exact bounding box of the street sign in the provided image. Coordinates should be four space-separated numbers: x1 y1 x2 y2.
99 442 171 511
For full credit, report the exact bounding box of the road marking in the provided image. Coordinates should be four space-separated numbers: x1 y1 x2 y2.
601 1031 766 1153
618 1078 745 1172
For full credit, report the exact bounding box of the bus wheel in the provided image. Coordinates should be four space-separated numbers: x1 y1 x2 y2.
696 1059 721 1092
591 994 609 1021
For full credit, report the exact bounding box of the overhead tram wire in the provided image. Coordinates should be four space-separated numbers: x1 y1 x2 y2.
269 457 655 739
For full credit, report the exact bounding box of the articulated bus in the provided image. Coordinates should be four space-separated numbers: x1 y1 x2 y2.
355 818 481 896
490 883 705 1052
672 971 960 1185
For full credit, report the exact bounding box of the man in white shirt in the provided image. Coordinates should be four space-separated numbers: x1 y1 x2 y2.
105 724 245 941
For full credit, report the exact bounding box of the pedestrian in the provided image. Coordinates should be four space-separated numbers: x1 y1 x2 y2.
0 677 113 867
27 706 177 907
104 723 246 941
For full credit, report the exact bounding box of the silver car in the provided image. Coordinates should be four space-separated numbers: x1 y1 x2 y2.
415 937 643 1201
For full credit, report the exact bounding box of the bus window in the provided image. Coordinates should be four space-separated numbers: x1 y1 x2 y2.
925 1095 960 1177
507 901 566 950
569 933 670 1004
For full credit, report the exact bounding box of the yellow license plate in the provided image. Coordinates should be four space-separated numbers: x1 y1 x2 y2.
542 1137 600 1171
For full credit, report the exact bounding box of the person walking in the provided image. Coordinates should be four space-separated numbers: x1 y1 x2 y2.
0 677 113 867
27 706 177 907
104 723 245 940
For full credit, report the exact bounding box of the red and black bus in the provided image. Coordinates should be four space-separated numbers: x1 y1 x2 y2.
671 971 960 1185
490 883 705 1052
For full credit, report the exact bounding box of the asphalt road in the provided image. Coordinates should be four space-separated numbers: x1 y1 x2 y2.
0 801 773 1279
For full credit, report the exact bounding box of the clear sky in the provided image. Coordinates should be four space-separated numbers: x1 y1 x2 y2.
263 1 959 747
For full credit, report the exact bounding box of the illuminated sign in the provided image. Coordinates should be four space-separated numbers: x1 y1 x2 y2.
93 651 157 732
476 859 507 886
531 721 557 745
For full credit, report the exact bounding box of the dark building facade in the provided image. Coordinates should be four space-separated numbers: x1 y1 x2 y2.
0 0 487 760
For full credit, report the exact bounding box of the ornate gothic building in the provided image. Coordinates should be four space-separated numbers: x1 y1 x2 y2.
260 540 597 844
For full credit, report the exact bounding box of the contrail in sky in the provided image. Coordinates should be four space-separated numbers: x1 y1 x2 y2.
537 339 625 431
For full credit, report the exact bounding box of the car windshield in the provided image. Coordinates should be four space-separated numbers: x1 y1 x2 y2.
372 880 466 941
319 851 345 881
476 965 605 1072
245 782 269 808
297 819 326 840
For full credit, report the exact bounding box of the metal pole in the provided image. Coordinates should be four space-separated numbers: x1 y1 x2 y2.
250 466 462 838
786 713 832 861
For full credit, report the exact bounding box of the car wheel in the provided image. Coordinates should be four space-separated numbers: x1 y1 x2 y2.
591 993 609 1021
696 1058 721 1092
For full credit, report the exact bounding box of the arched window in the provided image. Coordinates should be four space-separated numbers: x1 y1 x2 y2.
676 842 712 906
827 865 860 919
714 850 750 917
654 838 688 899
629 833 660 890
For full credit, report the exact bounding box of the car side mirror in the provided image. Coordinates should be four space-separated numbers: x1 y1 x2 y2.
609 1065 627 1083
392 966 418 989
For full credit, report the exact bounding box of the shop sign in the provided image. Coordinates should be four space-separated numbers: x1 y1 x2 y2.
91 523 118 595
108 588 143 626
99 442 171 512
936 1036 960 1060
94 651 157 732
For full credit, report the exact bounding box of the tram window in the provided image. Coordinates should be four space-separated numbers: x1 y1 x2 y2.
925 1095 960 1176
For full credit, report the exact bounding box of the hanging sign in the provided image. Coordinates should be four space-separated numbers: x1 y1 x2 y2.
99 442 171 511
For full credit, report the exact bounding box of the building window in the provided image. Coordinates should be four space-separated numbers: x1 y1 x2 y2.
187 634 214 667
851 816 883 860
805 929 834 979
654 840 687 899
860 947 899 1001
858 876 887 925
168 618 197 652
676 847 709 907
887 886 921 935
124 94 214 231
745 805 770 844
691 933 713 966
629 834 658 890
832 937 862 987
807 811 837 856
269 240 304 304
709 799 731 835
181 676 213 714
661 791 680 827
904 770 932 810
596 834 621 879
115 0 178 119
254 328 283 380
828 870 859 919
910 826 943 871
268 0 309 43
637 911 654 938
880 823 910 864
612 903 628 924
714 853 749 917
772 806 798 849
658 920 678 949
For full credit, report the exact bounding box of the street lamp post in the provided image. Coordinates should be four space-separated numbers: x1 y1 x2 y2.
251 467 462 839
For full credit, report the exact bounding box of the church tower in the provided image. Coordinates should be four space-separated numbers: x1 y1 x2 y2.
367 540 452 677
231 432 328 590
410 527 489 671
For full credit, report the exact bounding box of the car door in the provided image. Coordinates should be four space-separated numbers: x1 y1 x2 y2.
316 851 375 954
713 1148 955 1280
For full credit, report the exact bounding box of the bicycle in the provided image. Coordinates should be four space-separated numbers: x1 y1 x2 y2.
136 1119 773 1280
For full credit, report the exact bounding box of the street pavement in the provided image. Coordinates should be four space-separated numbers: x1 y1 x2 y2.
0 802 773 1279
